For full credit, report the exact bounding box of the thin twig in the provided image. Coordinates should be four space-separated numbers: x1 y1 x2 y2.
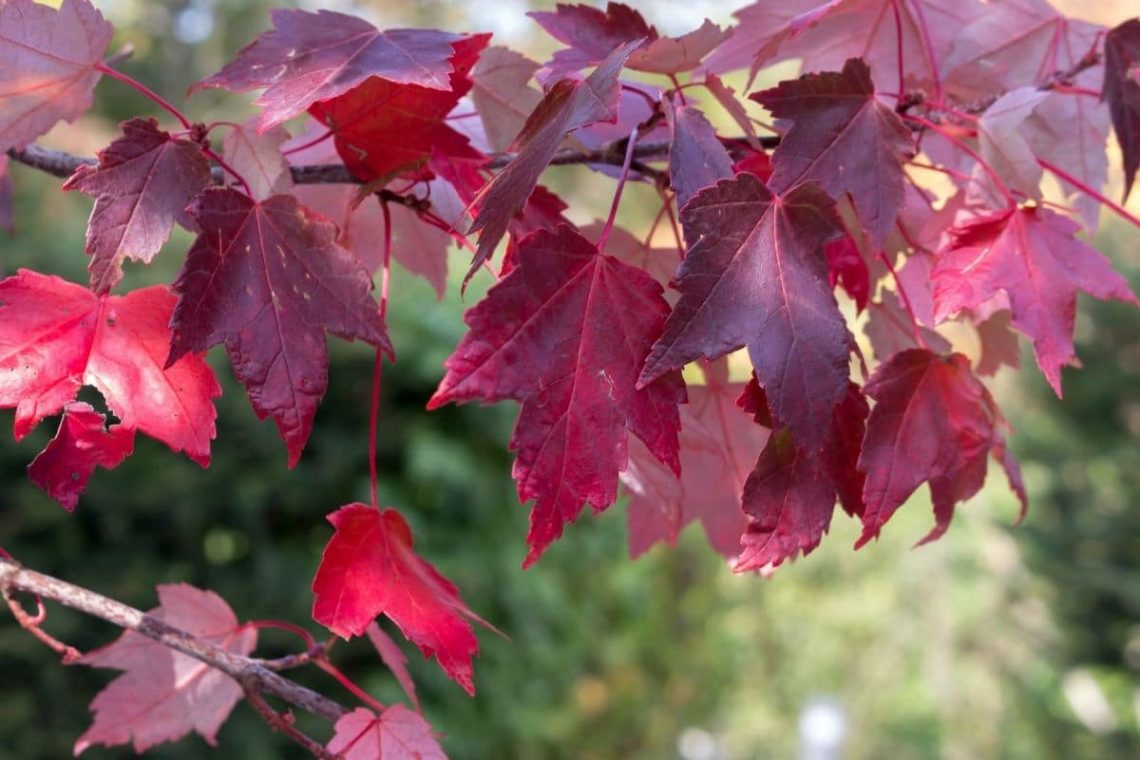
0 557 348 724
243 685 340 760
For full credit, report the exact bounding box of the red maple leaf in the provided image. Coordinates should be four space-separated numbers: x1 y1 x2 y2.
310 34 490 183
74 584 256 755
63 118 212 293
824 235 871 313
28 402 135 511
754 58 915 248
193 9 460 131
622 359 764 559
430 225 685 566
1104 19 1140 200
529 2 655 81
735 382 867 572
0 271 219 484
932 206 1138 395
0 0 112 151
465 41 637 280
312 504 484 695
168 189 392 467
325 706 445 760
667 101 733 209
640 174 852 452
856 349 1025 547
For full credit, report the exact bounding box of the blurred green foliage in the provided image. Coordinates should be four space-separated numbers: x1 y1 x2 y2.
1 2 1139 759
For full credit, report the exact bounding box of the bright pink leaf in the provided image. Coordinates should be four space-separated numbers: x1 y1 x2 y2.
1105 19 1140 200
667 101 733 209
430 225 685 566
465 41 637 280
529 2 655 81
366 622 420 711
0 0 112 151
856 349 1025 547
168 189 392 467
310 35 490 183
0 270 219 467
193 10 460 131
932 206 1138 395
326 706 445 760
74 584 256 755
63 118 212 293
623 359 764 558
312 503 483 695
640 173 851 452
471 46 543 152
754 58 915 248
27 402 135 511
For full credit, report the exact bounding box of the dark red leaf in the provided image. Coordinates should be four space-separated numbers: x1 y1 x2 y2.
856 349 1025 547
667 101 733 209
310 34 490 183
312 504 483 695
932 206 1138 396
754 58 914 248
1104 19 1140 200
325 705 445 760
640 173 851 452
75 585 256 755
732 148 774 183
825 235 870 312
465 41 637 281
430 225 685 566
193 10 460 130
27 403 135 511
529 2 655 81
63 118 211 293
0 271 219 472
168 189 391 467
0 0 112 151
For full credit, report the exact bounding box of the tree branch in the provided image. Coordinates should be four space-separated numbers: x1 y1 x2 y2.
0 557 349 725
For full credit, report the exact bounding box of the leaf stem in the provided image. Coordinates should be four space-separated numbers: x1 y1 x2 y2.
315 658 386 714
597 128 640 251
282 129 336 157
95 63 192 131
904 114 1015 207
1038 158 1140 229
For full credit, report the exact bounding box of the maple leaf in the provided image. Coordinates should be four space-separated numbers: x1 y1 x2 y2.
622 359 764 558
666 101 733 210
0 271 219 472
465 41 637 279
529 2 655 81
312 503 483 695
735 382 867 572
856 349 1025 547
366 622 420 711
863 289 951 363
974 88 1048 201
168 189 392 467
754 58 914 249
0 0 112 152
824 235 870 313
221 119 292 201
310 34 490 183
706 0 979 93
580 220 679 296
27 402 134 511
627 19 729 75
326 706 445 760
471 46 543 152
63 118 212 293
1104 19 1140 200
74 584 257 755
193 9 460 131
974 311 1022 376
430 225 685 566
932 206 1138 395
640 173 851 452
